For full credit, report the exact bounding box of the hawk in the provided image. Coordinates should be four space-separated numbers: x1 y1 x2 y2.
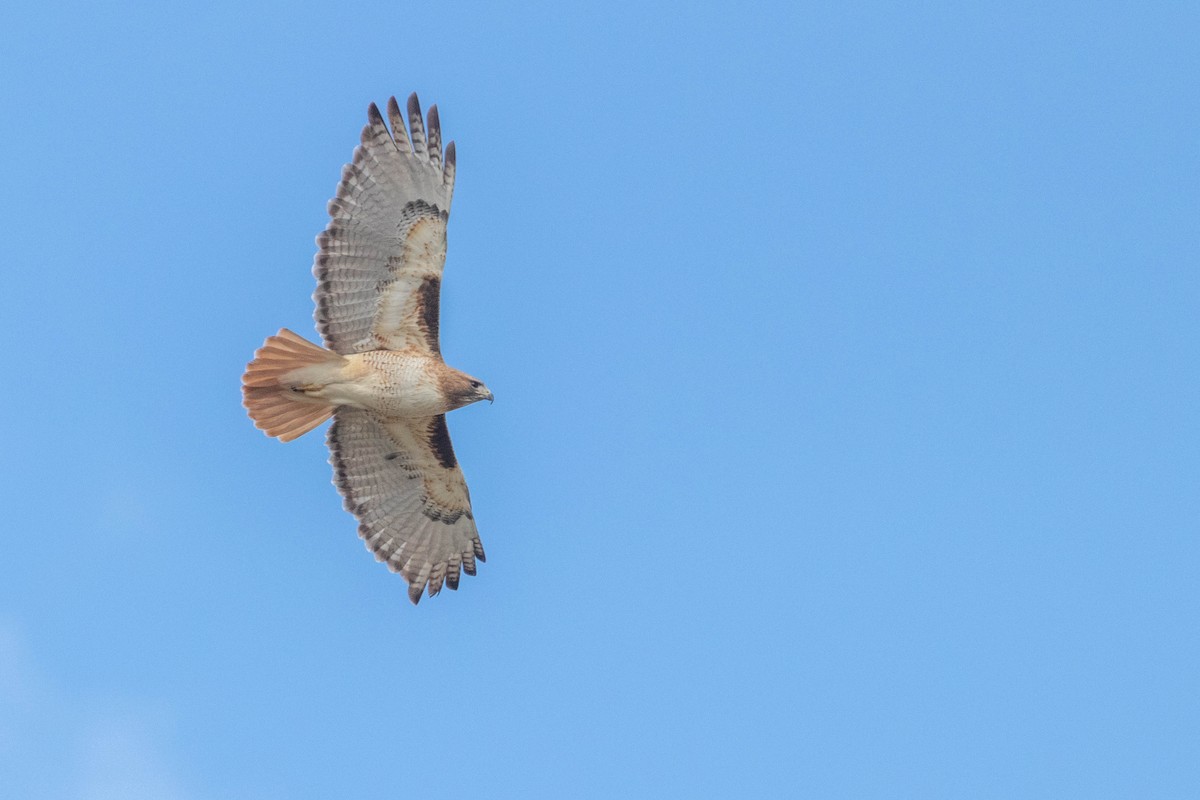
242 94 492 604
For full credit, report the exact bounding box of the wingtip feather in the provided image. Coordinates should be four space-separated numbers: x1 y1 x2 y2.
385 96 411 150
407 93 426 154
427 105 442 167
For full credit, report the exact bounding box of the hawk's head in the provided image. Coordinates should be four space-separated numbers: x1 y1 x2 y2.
441 369 494 410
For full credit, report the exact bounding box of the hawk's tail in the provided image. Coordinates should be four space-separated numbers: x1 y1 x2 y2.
242 329 345 442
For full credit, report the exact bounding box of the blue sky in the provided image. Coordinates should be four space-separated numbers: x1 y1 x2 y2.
2 1 1197 797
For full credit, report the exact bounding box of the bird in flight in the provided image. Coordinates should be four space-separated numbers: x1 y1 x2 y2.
242 94 492 604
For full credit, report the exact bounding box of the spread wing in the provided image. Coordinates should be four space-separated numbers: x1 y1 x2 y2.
328 408 485 603
313 94 456 357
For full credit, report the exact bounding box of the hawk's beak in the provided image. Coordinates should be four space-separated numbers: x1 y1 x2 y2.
486 391 495 404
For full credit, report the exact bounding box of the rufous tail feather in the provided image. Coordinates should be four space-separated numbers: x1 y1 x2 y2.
242 328 344 442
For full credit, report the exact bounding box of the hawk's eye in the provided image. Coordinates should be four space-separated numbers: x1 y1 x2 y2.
470 380 481 388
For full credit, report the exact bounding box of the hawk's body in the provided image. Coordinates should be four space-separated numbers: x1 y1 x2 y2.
242 94 492 604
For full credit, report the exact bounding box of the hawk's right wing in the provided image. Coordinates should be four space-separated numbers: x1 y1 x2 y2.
313 94 456 358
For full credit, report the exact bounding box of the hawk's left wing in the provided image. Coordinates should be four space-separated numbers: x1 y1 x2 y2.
328 408 485 603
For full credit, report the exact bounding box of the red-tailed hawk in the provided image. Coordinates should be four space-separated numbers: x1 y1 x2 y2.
242 94 492 604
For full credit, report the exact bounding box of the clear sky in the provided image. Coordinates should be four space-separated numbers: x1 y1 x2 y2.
2 2 1197 798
